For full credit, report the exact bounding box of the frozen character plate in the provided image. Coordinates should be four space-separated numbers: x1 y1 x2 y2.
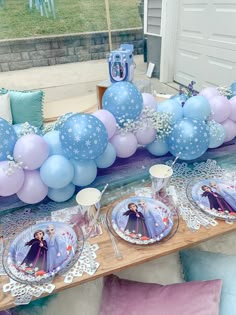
108 197 174 245
2 221 84 285
187 178 236 221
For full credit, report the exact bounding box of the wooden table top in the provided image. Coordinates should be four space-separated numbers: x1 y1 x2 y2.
1 200 236 311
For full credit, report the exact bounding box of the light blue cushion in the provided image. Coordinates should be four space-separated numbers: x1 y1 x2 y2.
9 89 44 128
180 249 236 315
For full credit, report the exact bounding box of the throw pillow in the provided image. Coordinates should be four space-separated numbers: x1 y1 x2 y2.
9 89 44 128
99 274 222 315
0 92 12 124
180 249 236 315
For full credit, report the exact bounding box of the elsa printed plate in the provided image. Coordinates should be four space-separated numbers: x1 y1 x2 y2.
187 178 236 221
2 221 84 285
108 197 174 245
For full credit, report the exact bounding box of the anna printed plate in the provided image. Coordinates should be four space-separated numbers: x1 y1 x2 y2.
2 221 84 285
186 177 236 221
107 196 175 245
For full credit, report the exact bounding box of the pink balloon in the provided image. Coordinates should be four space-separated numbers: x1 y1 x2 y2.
93 109 117 139
229 96 236 122
208 96 231 123
17 170 48 204
135 126 156 145
199 87 220 101
222 119 236 142
110 132 137 158
13 134 49 170
0 161 25 196
142 93 157 110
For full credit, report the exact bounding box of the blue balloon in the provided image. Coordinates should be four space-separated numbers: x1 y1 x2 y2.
146 138 169 156
60 113 108 160
208 121 226 148
157 99 183 124
102 81 143 126
231 82 236 97
171 93 188 106
48 183 75 202
54 112 74 130
71 159 97 186
43 130 64 156
0 118 17 161
95 142 116 168
13 122 42 139
183 95 211 120
40 155 74 189
167 118 209 160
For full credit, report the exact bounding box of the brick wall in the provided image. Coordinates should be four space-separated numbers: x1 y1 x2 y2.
0 28 143 72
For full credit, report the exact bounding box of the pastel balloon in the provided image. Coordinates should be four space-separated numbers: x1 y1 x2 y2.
17 170 48 204
157 99 183 124
54 112 74 130
110 132 138 158
209 96 232 123
142 93 157 110
229 96 236 122
230 82 236 93
71 159 97 186
207 121 226 148
183 95 211 120
13 134 49 170
221 119 236 142
146 138 169 156
135 126 156 145
0 118 17 161
199 87 220 100
40 155 74 189
102 81 143 126
93 109 117 139
167 118 209 160
60 113 108 160
48 183 75 202
13 122 42 139
0 161 25 196
43 130 64 156
95 142 116 168
170 94 188 106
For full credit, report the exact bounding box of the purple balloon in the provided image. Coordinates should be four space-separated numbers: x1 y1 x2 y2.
229 96 236 122
13 134 49 170
17 170 48 204
93 109 117 139
222 119 236 142
0 161 25 196
142 93 157 110
110 132 137 158
199 87 220 100
209 96 232 123
135 126 156 145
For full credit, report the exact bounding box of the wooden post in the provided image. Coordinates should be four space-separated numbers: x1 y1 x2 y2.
105 0 112 51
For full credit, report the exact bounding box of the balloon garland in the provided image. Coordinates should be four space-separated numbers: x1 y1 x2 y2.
0 81 236 204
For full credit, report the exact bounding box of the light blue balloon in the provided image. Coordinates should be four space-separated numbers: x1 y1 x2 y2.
171 93 188 106
95 142 116 168
146 138 169 156
167 118 210 160
231 82 236 92
40 155 74 189
48 183 75 202
0 118 17 161
102 81 143 126
183 95 211 120
157 99 183 124
71 159 97 186
208 121 226 148
13 122 42 139
43 130 64 156
60 113 108 160
54 112 74 130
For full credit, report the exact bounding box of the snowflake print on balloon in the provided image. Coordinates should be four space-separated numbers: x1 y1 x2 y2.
59 113 108 160
0 118 17 161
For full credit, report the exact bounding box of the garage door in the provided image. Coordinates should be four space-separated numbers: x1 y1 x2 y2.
174 0 236 91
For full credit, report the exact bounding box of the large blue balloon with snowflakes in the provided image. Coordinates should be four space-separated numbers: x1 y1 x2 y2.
0 118 17 161
102 81 143 126
60 113 108 160
167 118 210 160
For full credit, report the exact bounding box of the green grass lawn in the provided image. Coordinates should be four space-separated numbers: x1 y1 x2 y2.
0 0 142 40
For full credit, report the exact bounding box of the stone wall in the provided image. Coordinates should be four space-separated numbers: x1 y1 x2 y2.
0 28 143 72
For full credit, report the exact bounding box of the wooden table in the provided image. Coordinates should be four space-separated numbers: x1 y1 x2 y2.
1 199 236 311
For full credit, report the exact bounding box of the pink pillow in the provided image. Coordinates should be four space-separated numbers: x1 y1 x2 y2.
100 275 222 315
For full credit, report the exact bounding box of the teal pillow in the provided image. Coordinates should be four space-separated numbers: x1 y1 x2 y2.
9 90 44 128
180 249 236 315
